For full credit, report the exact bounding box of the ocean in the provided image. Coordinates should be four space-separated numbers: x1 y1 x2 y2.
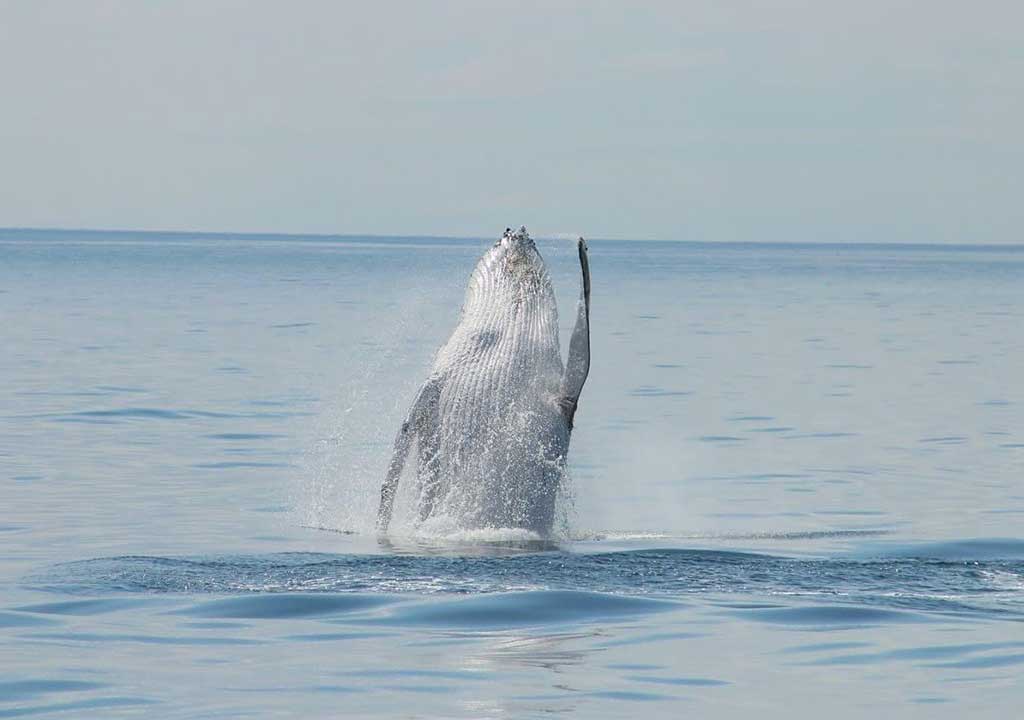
2 228 1023 718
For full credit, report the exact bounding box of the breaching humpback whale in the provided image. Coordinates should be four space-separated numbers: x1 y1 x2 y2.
377 226 591 535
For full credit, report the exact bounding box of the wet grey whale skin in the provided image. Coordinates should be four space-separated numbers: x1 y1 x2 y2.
377 227 591 535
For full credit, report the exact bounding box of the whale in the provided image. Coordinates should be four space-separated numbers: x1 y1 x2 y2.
377 226 591 535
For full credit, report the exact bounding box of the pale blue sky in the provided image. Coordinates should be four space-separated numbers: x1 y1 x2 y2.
1 1 1021 242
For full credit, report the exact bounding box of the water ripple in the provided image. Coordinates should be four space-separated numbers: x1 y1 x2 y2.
28 545 1024 622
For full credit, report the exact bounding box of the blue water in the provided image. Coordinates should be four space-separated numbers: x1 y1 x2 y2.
2 228 1023 718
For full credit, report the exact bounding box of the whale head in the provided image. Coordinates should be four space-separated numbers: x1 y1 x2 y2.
488 226 545 281
460 225 556 323
496 225 535 250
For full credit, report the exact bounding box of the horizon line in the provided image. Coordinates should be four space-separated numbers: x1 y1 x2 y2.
2 225 1023 250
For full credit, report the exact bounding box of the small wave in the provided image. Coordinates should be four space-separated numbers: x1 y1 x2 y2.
862 538 1024 561
0 611 59 628
58 407 194 421
742 605 930 627
27 546 1024 624
29 407 315 424
192 462 292 470
980 570 1024 592
374 590 677 629
206 433 286 441
0 680 107 704
13 598 153 616
181 594 393 619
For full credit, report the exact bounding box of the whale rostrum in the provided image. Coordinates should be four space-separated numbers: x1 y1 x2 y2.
377 226 591 535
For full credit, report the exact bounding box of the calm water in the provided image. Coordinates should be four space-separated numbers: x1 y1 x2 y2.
2 228 1023 718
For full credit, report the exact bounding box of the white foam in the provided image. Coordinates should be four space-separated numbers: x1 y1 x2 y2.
412 515 545 544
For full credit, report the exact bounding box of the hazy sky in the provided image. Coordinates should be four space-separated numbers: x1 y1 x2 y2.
1 1 1021 242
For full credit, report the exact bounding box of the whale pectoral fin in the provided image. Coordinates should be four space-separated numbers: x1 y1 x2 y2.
559 237 591 428
377 378 442 532
377 420 415 533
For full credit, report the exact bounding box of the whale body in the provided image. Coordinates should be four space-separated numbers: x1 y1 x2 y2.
377 226 591 535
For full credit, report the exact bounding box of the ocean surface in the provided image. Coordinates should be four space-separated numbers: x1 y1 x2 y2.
2 228 1023 718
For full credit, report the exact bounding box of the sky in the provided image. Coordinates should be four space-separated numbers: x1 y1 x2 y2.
1 1 1021 243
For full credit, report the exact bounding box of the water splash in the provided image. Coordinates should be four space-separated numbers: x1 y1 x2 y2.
296 235 587 541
